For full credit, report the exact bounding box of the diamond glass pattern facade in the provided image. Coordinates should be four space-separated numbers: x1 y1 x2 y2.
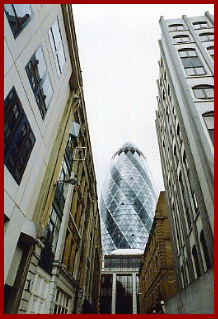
100 142 157 255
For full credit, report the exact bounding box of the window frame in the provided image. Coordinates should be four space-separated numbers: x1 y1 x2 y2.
207 46 214 60
169 23 185 31
178 48 206 76
202 111 214 145
173 34 190 44
193 21 209 30
48 17 66 76
192 85 214 100
25 46 53 120
4 4 32 38
48 203 62 253
199 32 214 42
4 87 36 185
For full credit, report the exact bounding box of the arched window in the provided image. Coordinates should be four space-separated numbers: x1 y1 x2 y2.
173 34 190 44
203 111 214 145
178 48 205 76
207 46 214 60
169 23 184 31
192 245 201 278
193 21 209 29
200 230 212 271
199 32 214 41
192 85 214 99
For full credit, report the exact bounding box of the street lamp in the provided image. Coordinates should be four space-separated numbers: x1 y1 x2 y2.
54 177 77 187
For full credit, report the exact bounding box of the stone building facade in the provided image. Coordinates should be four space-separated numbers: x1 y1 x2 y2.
155 12 214 313
139 192 177 313
4 4 102 314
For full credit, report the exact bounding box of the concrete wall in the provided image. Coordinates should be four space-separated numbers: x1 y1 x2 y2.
165 267 214 314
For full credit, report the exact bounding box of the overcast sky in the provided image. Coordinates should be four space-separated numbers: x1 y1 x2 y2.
72 4 214 198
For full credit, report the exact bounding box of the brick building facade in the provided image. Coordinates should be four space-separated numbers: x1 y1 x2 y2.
139 192 177 313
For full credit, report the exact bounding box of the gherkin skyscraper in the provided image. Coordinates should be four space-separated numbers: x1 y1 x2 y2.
100 142 157 255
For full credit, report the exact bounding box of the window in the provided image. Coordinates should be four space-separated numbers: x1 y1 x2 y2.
193 21 209 29
4 4 32 38
200 230 212 271
169 23 184 31
4 87 36 185
53 289 70 314
192 85 214 99
48 204 62 253
64 133 77 173
49 17 66 76
179 48 205 76
207 46 214 60
192 245 201 278
26 47 53 119
203 111 214 145
199 32 214 41
173 34 190 44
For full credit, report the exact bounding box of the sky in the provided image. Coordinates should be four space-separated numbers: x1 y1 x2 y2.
72 4 214 198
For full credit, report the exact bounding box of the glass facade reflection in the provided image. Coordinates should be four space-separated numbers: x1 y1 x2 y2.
116 275 133 314
104 255 141 271
100 275 113 314
100 142 157 255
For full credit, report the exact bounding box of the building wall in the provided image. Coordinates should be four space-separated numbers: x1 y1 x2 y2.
155 12 214 313
139 192 177 314
165 267 214 314
4 4 102 314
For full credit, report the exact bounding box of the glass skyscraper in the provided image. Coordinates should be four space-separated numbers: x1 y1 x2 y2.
100 142 157 255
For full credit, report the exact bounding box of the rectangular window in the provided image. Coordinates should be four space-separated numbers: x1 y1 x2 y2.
169 24 184 31
203 113 214 145
26 47 53 119
179 49 206 76
48 204 62 253
4 87 35 185
53 288 70 314
193 21 209 29
200 33 214 41
174 35 190 43
4 4 32 38
193 86 214 100
49 17 66 76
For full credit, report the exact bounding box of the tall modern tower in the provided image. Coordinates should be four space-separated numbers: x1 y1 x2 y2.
100 142 157 255
155 12 214 314
100 142 157 314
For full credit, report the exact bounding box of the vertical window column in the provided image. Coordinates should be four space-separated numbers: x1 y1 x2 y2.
26 47 53 119
49 17 66 76
4 87 36 185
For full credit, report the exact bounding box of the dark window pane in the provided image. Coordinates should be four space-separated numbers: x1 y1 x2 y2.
26 47 53 119
191 56 203 68
4 4 32 38
4 87 35 184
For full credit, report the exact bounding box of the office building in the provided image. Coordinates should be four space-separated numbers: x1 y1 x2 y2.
100 142 157 255
4 4 102 314
155 12 214 313
100 142 157 313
